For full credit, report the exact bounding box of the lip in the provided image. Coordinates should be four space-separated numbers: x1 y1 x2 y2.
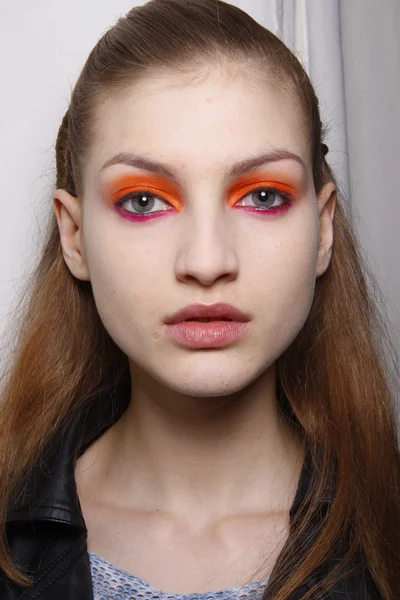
165 320 250 349
164 302 251 324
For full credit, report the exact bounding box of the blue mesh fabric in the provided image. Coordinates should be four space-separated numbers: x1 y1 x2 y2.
89 552 269 600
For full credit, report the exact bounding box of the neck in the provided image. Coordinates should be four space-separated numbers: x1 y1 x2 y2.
76 363 305 523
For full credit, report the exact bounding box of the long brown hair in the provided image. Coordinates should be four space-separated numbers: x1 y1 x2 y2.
1 1 399 597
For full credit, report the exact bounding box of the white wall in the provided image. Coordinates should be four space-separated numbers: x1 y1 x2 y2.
0 0 145 337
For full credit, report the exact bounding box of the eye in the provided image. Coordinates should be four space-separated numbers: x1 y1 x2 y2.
113 185 293 216
235 186 292 210
114 191 172 215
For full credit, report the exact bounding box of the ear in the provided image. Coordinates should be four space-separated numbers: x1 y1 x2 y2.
53 189 90 281
315 181 337 278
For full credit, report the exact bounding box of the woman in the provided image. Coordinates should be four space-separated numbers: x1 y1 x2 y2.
0 1 399 598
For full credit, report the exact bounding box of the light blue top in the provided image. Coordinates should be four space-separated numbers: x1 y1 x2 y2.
89 552 270 600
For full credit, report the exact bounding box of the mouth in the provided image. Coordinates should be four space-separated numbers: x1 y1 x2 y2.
164 303 251 325
163 303 251 348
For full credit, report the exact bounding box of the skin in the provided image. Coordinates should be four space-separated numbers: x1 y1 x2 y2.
54 63 336 593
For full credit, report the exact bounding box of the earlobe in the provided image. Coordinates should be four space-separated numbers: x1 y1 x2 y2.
316 182 337 278
53 189 91 281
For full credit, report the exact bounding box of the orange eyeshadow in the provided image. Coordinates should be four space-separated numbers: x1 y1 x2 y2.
104 174 184 212
103 168 301 211
227 170 300 207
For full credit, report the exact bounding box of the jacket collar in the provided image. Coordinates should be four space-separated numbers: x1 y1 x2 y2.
7 376 333 528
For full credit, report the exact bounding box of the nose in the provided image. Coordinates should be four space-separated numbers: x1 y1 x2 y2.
174 209 239 287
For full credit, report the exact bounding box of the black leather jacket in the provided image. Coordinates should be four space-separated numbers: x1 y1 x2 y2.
1 378 383 599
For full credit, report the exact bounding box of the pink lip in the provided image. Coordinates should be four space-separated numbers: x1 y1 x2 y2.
164 303 251 349
164 302 251 325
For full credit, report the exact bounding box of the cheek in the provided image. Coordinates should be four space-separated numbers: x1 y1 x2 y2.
82 224 155 330
242 203 319 281
243 209 320 347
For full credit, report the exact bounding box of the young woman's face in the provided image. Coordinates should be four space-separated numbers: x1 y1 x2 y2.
60 66 335 397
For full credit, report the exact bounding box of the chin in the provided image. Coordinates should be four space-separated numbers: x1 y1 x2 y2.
157 362 272 398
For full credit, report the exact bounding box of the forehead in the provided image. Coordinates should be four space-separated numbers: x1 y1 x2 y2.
87 67 309 180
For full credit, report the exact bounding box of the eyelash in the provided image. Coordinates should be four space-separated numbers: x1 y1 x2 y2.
113 186 293 221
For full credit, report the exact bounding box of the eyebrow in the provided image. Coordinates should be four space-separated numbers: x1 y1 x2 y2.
100 149 307 180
